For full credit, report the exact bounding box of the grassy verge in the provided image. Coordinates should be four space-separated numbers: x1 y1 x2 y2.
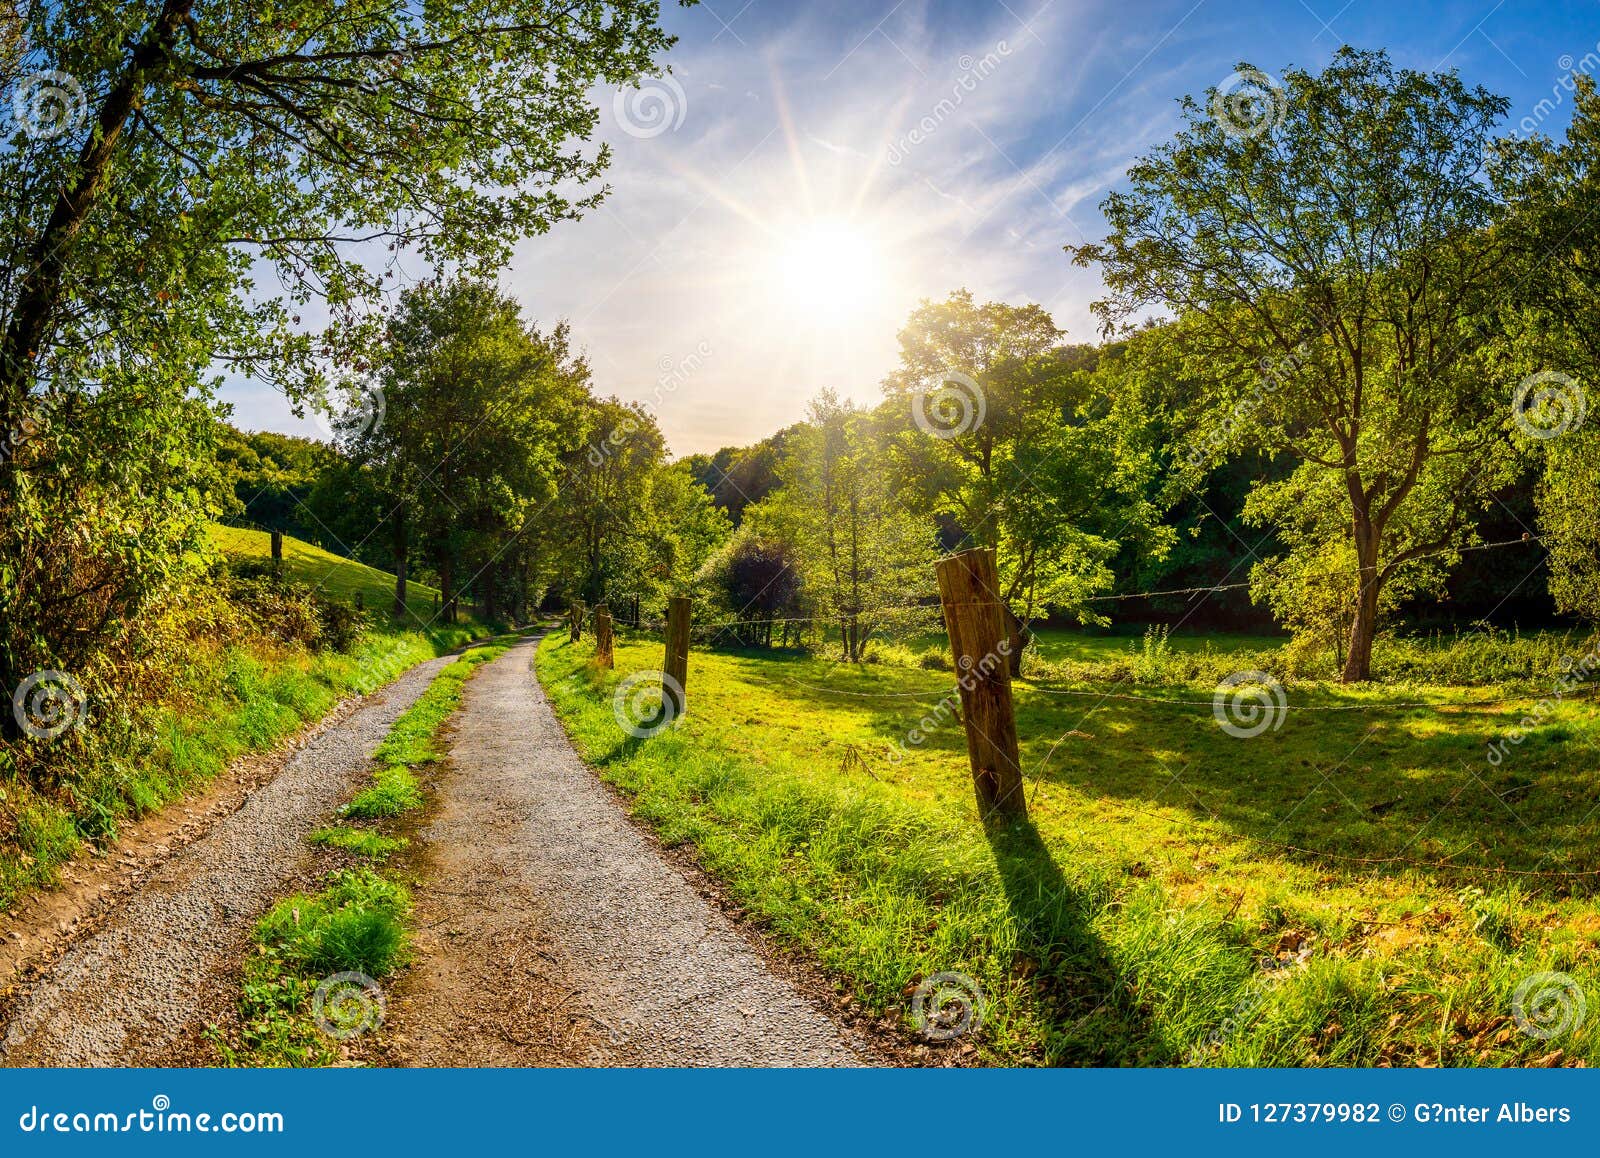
0 623 488 912
536 628 1600 1067
1 523 501 914
216 643 507 1066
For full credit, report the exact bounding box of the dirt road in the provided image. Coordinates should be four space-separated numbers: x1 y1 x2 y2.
385 636 864 1066
0 654 457 1066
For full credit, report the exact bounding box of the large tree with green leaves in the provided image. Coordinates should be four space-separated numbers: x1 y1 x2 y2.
883 290 1168 671
544 398 727 610
0 1 677 723
347 277 586 624
747 390 937 662
1502 78 1600 620
1072 48 1518 681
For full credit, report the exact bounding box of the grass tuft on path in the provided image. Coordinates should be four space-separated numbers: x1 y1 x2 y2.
342 646 507 819
214 642 509 1066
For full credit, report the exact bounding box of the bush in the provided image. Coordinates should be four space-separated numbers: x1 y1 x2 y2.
223 561 371 654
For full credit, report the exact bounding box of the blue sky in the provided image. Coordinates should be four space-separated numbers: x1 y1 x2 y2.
222 0 1600 456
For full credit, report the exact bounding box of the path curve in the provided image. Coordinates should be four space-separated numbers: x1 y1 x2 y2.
388 636 865 1067
0 653 458 1066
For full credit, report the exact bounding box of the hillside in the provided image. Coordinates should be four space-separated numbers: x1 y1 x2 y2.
210 524 468 624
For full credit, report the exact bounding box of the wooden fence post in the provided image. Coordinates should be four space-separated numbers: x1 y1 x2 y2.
594 603 614 669
570 600 584 642
662 596 691 719
935 548 1026 822
269 528 283 564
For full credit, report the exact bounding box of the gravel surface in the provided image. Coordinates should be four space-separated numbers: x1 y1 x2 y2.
388 636 864 1067
0 654 456 1066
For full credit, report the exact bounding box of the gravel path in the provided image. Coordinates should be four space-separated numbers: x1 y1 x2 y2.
0 654 457 1066
387 636 864 1067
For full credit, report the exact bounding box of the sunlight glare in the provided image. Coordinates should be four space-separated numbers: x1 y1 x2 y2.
768 216 888 325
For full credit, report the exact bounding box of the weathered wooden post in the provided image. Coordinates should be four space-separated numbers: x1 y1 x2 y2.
935 548 1026 822
594 603 614 669
569 600 584 642
662 596 691 719
269 529 283 564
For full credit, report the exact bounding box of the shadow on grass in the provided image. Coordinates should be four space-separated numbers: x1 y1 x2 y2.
729 652 1600 896
983 814 1154 1064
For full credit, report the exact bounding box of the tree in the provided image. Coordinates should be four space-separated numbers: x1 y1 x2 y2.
696 525 804 647
547 398 668 608
213 425 339 543
0 1 677 414
683 428 797 525
0 1 677 725
883 290 1168 672
1504 78 1600 619
1072 48 1518 681
347 278 585 624
752 391 936 661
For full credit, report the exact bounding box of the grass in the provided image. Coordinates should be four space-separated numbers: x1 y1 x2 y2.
216 641 508 1066
0 528 497 913
210 523 473 628
218 869 411 1067
308 826 406 861
342 645 507 818
537 626 1600 1067
895 624 1287 666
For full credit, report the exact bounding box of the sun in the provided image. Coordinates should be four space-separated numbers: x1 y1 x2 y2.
767 216 888 324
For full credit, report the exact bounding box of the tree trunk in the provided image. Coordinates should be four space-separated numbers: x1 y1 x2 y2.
440 555 456 625
1342 519 1381 683
392 516 408 619
1003 604 1030 679
594 603 614 669
0 0 195 419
